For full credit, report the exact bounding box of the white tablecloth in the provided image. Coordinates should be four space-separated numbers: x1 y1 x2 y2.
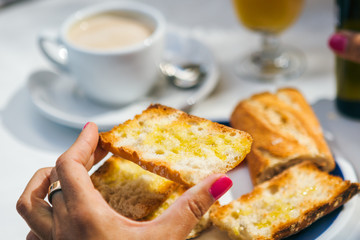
1 0 359 239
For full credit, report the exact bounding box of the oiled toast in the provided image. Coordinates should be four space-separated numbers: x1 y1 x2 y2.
210 161 360 240
91 155 211 238
91 155 177 220
100 104 253 187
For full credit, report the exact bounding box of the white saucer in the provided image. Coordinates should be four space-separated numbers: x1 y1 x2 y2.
27 31 219 131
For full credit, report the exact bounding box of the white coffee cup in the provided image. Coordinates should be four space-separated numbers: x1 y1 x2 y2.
38 2 165 106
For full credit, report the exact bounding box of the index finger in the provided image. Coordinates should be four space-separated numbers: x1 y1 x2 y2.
55 122 108 207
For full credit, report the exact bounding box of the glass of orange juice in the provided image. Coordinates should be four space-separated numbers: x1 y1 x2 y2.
233 0 305 81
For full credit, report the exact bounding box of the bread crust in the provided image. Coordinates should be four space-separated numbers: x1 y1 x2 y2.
230 88 335 185
100 104 252 187
273 182 359 240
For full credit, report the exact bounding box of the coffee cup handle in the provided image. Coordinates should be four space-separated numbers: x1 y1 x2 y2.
38 30 68 72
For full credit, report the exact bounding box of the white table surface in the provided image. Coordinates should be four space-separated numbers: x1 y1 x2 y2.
1 0 359 239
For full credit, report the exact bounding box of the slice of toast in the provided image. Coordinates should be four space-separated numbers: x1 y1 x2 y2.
91 155 177 220
91 156 211 239
100 104 253 187
230 88 335 185
144 186 212 239
210 161 360 240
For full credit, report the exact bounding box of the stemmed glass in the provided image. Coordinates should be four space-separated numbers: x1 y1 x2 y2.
232 0 305 81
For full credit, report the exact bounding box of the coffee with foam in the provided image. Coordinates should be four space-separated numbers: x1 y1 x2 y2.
67 11 153 50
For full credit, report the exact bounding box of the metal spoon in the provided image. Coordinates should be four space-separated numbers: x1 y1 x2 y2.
159 62 206 89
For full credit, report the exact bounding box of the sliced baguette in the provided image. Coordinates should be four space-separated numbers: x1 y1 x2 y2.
210 161 360 240
230 88 335 185
144 186 212 239
91 155 177 220
100 104 253 187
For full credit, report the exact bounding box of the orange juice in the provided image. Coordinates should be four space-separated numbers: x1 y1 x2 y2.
233 0 304 34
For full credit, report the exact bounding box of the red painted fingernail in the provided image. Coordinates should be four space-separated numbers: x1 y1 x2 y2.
209 176 233 200
83 122 90 130
329 33 348 53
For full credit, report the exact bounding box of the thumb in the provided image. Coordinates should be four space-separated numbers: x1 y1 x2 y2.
154 174 232 238
328 31 360 63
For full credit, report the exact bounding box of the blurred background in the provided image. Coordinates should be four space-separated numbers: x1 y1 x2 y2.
0 0 334 120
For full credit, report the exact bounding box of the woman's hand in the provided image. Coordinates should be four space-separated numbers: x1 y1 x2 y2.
16 122 232 240
329 30 360 63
